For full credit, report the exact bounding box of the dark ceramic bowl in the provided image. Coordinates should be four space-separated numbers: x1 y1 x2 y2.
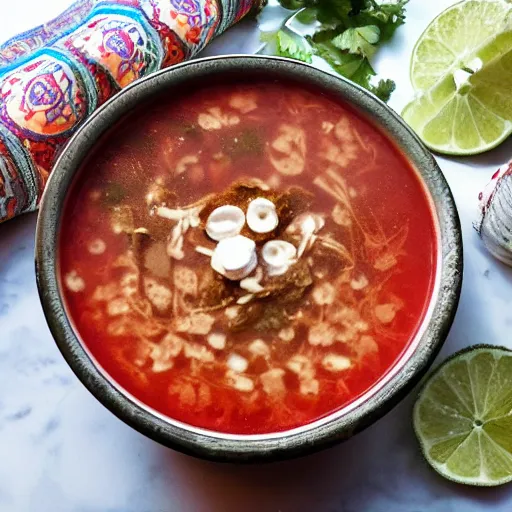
35 55 462 463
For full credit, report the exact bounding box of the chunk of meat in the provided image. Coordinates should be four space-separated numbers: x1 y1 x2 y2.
107 298 130 316
375 303 398 324
322 353 351 372
269 124 306 176
226 370 254 392
176 155 199 175
150 333 184 373
198 107 240 130
207 332 226 350
176 313 215 335
308 322 337 346
355 335 379 359
143 277 172 313
248 339 270 357
260 369 286 397
312 282 336 306
173 266 198 296
227 353 249 373
184 342 214 363
229 92 258 114
332 203 352 227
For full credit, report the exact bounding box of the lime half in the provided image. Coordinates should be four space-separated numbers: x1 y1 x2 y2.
414 345 512 486
403 0 512 155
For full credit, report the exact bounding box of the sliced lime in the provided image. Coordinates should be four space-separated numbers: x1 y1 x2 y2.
410 0 511 91
403 0 512 155
414 345 512 486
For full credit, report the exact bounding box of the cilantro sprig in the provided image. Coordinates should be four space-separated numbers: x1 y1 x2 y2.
261 29 313 63
259 0 408 102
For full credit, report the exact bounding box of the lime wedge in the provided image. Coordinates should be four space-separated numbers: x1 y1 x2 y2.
413 345 512 486
410 0 512 92
403 0 512 155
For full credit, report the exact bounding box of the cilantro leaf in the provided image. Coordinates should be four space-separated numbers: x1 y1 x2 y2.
276 30 313 63
309 35 368 78
309 32 396 102
295 7 318 24
263 0 408 102
314 0 353 26
352 0 408 41
260 30 313 64
349 53 377 88
278 0 307 10
331 25 380 58
369 78 396 102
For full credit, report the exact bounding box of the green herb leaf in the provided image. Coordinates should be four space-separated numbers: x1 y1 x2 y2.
314 0 353 27
295 7 318 24
369 78 396 102
264 0 408 102
332 25 380 57
354 0 408 41
309 35 366 77
278 0 307 10
276 30 313 63
350 54 377 87
309 33 396 102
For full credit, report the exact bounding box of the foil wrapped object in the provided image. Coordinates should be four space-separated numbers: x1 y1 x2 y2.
0 0 263 223
474 161 512 267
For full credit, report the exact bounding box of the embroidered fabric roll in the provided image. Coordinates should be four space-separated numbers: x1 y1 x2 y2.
0 0 263 223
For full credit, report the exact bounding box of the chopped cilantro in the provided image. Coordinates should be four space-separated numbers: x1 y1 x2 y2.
259 0 409 102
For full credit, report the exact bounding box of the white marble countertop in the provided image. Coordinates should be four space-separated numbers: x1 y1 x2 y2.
1 1 512 511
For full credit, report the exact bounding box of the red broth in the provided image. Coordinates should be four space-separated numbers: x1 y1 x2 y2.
59 80 437 435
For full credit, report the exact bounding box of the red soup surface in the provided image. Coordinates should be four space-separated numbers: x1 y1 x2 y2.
60 79 437 435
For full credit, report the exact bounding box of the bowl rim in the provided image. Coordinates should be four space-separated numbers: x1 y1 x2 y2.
35 54 463 462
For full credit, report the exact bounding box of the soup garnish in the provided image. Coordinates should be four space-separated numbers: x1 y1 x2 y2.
60 80 437 434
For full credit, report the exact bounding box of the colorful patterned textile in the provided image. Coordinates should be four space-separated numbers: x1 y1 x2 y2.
0 0 262 222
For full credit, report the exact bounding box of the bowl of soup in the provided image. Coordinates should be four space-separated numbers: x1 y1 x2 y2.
35 55 462 462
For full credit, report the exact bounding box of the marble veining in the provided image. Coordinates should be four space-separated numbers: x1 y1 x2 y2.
1 1 512 511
